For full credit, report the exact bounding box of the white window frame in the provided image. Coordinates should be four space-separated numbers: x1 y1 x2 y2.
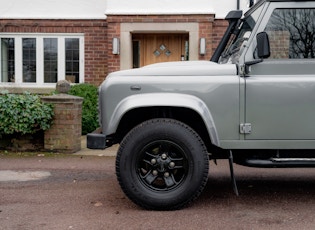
0 33 84 88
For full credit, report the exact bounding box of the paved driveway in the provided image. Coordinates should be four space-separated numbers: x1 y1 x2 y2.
1 155 315 230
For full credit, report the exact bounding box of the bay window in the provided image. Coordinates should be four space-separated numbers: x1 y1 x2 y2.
0 34 84 86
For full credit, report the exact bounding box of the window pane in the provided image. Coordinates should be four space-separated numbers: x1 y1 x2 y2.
65 50 73 60
132 40 140 68
44 38 58 83
23 38 36 82
265 8 315 59
65 38 80 83
1 38 15 82
72 61 79 71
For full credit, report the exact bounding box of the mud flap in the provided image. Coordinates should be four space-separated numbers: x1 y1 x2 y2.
229 151 239 196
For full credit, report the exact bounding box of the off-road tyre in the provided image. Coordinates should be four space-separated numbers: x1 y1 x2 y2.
116 118 209 210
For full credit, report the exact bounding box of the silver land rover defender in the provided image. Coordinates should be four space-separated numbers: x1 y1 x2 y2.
87 0 315 210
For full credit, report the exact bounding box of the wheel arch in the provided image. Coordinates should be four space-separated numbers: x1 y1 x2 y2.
108 93 220 150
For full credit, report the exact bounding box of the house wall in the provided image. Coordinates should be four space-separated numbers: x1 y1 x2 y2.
0 16 228 87
0 15 227 86
0 0 249 88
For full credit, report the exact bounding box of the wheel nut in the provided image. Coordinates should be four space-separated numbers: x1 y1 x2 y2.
152 170 158 176
169 162 175 168
164 172 170 178
161 153 167 160
151 158 157 164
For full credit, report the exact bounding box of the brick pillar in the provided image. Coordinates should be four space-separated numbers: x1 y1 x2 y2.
41 81 83 153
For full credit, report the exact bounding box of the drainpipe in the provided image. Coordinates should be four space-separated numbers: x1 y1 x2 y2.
237 0 240 10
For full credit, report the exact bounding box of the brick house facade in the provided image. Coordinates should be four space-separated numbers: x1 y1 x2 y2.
0 0 236 91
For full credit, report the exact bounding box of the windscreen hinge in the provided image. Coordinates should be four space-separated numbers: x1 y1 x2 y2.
239 64 246 76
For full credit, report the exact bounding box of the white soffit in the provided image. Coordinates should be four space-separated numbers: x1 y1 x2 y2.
0 0 249 20
105 0 216 15
0 0 107 19
105 0 251 19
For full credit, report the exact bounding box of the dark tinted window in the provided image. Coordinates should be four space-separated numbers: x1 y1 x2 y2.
265 8 315 59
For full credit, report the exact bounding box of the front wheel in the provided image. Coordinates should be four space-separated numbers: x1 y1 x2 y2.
116 119 209 210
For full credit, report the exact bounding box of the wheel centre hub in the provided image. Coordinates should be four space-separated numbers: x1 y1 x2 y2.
156 154 171 172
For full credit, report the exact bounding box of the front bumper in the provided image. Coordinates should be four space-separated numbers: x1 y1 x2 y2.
86 133 107 149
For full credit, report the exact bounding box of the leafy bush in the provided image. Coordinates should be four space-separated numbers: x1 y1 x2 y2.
68 83 98 135
0 92 54 135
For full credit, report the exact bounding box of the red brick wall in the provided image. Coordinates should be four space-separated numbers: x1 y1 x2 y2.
212 19 229 55
198 17 214 61
0 19 108 86
106 19 121 74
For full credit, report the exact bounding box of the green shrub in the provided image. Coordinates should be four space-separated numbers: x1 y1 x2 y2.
68 83 98 135
0 92 54 135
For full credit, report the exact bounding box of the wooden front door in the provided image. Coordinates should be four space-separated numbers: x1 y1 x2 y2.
132 34 189 68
